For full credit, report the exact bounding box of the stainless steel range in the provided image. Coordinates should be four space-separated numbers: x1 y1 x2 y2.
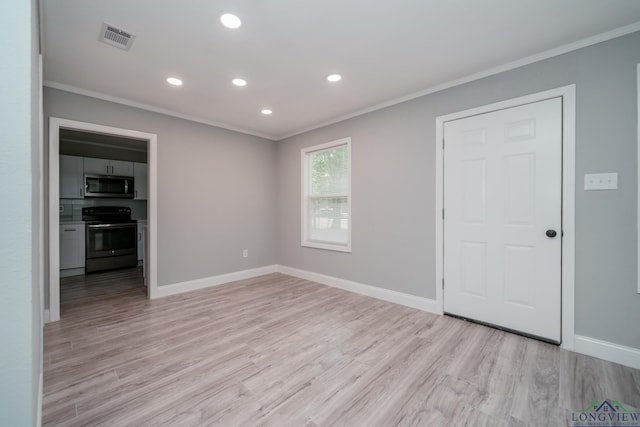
82 206 137 273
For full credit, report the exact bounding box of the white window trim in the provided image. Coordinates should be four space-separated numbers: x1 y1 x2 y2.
301 137 352 252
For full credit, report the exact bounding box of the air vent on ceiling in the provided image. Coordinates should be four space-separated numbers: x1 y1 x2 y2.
99 22 135 51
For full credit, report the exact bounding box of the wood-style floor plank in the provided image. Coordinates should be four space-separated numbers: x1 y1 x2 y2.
43 271 640 426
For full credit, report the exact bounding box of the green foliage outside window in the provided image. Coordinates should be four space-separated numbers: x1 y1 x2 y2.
310 145 348 195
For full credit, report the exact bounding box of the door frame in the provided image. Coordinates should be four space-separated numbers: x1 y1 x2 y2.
435 85 576 350
48 117 159 322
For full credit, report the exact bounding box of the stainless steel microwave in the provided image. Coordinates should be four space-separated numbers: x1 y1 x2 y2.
84 174 135 198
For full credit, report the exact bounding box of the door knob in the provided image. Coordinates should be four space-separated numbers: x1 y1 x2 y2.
546 229 557 238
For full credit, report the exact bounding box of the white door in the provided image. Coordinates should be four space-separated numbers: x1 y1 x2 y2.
443 97 562 342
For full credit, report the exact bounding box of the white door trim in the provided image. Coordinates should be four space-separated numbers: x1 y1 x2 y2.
435 85 576 350
48 117 159 322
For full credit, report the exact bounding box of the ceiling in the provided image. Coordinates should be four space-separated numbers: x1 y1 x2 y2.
42 1 640 140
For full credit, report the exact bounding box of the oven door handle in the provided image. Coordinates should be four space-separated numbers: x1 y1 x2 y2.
87 223 136 229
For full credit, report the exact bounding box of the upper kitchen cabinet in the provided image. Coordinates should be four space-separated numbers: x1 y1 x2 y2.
84 157 133 177
134 162 148 200
83 157 110 175
111 160 134 176
60 155 84 199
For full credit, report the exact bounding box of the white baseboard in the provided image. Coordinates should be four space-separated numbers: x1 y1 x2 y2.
574 335 640 370
276 265 442 315
153 265 278 299
44 309 50 324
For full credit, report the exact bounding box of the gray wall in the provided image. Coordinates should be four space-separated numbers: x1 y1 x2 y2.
44 87 278 288
277 32 640 349
0 0 42 425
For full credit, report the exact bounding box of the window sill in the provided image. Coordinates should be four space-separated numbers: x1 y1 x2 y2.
302 241 352 253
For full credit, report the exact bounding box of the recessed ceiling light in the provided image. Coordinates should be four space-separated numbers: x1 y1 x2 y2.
261 109 273 115
220 13 242 29
232 78 247 87
326 74 342 82
166 77 183 86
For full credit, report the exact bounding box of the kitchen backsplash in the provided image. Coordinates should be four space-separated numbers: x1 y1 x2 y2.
60 199 148 221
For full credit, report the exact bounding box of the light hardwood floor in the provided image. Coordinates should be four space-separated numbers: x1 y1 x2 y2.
44 273 640 426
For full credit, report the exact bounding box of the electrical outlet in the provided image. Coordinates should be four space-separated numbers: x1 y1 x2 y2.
584 173 618 190
242 249 248 258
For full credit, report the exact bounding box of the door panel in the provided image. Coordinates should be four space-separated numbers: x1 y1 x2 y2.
443 97 562 342
460 242 487 298
462 159 486 223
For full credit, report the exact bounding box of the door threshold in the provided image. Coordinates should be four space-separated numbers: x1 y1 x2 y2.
444 312 560 346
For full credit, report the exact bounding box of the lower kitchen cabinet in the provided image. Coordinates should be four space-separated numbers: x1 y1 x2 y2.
60 223 85 270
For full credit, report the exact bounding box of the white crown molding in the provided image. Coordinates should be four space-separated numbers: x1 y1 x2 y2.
276 265 442 314
43 81 277 141
574 335 640 370
277 21 640 140
153 265 278 299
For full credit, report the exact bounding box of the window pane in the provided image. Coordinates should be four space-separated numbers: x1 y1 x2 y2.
309 197 348 244
310 145 348 195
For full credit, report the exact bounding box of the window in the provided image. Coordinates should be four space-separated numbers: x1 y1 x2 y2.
301 138 351 252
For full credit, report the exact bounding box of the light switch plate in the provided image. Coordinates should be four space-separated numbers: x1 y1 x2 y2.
584 173 618 190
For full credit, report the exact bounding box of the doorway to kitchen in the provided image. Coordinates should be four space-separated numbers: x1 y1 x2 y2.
48 117 158 322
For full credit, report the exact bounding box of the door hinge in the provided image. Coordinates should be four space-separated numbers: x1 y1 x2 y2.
442 138 445 149
442 278 445 289
442 208 444 220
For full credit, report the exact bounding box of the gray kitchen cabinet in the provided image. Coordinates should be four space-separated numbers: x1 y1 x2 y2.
60 223 85 270
83 157 133 177
133 162 148 200
60 155 84 199
111 159 134 176
83 157 110 175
